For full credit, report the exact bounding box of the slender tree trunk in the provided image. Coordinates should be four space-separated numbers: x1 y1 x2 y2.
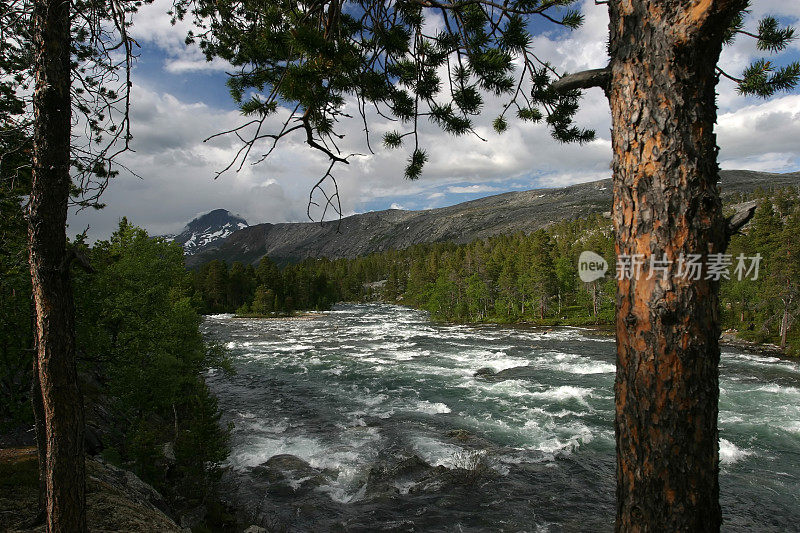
30 0 87 530
780 298 790 352
30 303 46 523
608 1 743 530
32 363 48 516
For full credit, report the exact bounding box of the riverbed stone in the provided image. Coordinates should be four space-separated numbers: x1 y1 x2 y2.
250 454 328 496
473 367 496 378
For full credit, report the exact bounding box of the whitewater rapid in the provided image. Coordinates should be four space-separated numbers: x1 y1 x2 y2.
203 304 800 532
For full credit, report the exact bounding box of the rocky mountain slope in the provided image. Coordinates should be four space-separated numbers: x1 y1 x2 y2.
169 209 248 255
185 170 800 266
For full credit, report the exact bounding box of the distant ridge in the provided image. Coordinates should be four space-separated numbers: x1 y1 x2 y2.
184 170 800 266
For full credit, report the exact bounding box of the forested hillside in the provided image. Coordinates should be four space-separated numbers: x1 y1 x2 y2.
191 186 800 355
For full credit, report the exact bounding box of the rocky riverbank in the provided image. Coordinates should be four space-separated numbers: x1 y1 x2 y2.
0 448 183 532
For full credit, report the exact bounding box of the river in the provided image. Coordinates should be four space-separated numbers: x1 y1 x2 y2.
202 303 800 532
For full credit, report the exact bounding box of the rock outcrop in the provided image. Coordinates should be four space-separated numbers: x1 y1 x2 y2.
0 449 183 532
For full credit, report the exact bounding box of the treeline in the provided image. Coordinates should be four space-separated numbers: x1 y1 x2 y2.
190 214 618 323
1 215 230 514
313 213 618 325
190 257 338 315
190 186 800 355
722 187 800 352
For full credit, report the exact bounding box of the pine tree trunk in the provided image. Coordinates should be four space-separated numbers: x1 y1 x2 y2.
780 299 789 352
31 355 47 519
30 0 87 530
29 301 46 521
608 1 743 530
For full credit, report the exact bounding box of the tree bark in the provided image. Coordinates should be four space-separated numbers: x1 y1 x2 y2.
780 298 789 352
607 0 745 530
32 351 47 517
30 0 87 530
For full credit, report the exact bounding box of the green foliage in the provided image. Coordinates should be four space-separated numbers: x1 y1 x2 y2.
755 16 796 52
74 220 231 503
191 255 338 315
0 127 33 434
405 149 428 181
259 214 617 324
721 188 800 353
174 0 595 180
738 59 800 97
723 5 799 98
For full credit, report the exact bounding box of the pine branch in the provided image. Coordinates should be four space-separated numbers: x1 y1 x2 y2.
726 201 758 238
550 67 610 93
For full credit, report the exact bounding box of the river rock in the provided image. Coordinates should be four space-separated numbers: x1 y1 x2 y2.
84 456 182 531
475 365 538 382
495 365 539 380
473 367 496 378
250 454 328 496
364 455 434 500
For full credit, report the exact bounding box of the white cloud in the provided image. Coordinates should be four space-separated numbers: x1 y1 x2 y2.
447 184 501 194
718 94 800 170
69 1 800 241
69 84 311 239
130 0 231 73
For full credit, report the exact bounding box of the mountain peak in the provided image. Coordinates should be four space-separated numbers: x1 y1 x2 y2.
173 209 248 254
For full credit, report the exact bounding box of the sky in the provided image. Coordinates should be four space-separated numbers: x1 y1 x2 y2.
68 0 800 241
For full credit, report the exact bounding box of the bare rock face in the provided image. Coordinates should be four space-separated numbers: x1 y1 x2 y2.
185 170 800 267
1 452 183 533
84 457 182 532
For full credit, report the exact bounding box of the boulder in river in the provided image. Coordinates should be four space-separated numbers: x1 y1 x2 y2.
364 455 435 500
249 454 329 497
473 367 496 378
475 365 538 381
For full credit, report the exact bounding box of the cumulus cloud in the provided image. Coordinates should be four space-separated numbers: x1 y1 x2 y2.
129 0 231 73
718 95 800 170
69 0 800 241
69 84 311 239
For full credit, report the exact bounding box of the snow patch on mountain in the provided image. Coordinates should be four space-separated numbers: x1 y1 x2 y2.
172 209 248 255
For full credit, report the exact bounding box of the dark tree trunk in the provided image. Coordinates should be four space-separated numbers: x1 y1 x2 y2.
780 297 789 352
30 301 47 525
30 0 87 530
607 0 745 530
32 351 47 516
